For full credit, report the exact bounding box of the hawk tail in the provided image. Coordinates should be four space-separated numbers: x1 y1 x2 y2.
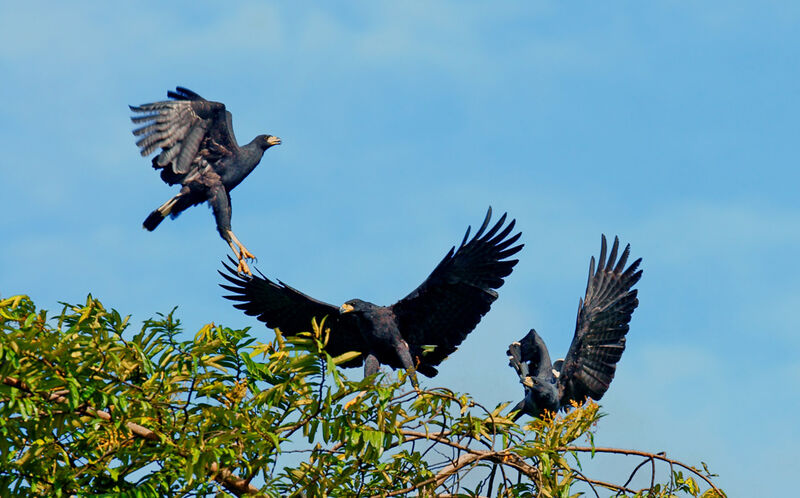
143 194 182 231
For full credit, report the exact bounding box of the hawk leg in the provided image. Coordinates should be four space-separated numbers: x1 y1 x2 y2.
226 230 256 275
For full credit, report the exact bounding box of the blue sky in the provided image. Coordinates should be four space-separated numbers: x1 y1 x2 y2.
2 2 798 494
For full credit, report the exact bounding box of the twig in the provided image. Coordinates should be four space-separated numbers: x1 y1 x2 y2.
650 453 656 492
571 468 601 498
401 430 473 453
571 472 635 494
562 446 723 495
619 456 652 493
486 463 498 497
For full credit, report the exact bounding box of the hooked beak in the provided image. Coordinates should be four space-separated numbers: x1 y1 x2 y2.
340 303 355 313
267 136 281 146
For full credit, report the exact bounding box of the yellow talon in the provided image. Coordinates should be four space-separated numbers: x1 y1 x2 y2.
236 257 252 276
239 244 256 261
227 230 256 275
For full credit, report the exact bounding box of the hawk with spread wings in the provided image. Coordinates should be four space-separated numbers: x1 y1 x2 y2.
507 235 642 419
221 208 523 382
130 87 280 274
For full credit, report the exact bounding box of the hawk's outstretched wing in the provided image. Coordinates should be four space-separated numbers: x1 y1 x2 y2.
391 208 523 373
219 260 366 368
557 235 642 405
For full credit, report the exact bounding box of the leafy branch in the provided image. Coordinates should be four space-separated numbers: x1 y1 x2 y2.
0 295 725 497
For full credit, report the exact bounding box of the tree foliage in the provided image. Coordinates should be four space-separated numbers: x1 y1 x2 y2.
0 294 725 497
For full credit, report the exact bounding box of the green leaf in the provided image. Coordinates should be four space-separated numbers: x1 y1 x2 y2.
331 350 361 365
67 379 79 410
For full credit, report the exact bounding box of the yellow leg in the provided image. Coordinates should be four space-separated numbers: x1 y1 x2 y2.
226 234 253 275
228 230 256 260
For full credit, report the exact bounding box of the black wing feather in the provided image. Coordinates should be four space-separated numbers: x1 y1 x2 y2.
557 235 642 405
168 87 204 100
130 86 238 185
219 260 366 367
390 207 523 370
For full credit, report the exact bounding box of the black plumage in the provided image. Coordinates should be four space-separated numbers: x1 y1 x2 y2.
507 235 642 420
130 86 281 275
220 208 523 380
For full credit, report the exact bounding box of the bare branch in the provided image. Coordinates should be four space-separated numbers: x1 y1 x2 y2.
563 446 724 496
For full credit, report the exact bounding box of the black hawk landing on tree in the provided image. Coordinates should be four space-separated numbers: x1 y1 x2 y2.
507 235 642 420
130 86 281 275
220 208 523 383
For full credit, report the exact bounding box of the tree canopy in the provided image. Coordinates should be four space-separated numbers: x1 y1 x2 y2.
0 294 725 497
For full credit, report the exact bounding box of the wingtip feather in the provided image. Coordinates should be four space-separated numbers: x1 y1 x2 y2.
607 236 620 270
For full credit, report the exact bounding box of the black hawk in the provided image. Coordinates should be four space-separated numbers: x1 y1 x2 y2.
130 86 280 275
507 235 642 420
220 208 523 381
